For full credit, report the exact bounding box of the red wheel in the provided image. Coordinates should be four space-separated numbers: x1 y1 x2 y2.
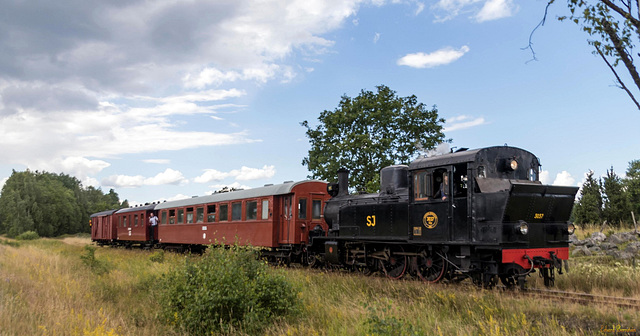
416 250 447 283
380 246 407 280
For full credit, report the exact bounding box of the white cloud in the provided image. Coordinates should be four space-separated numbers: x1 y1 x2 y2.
373 33 381 44
143 159 171 164
432 0 516 22
475 0 518 22
195 165 276 183
102 174 146 188
235 165 277 181
102 168 188 188
145 169 188 186
535 170 576 186
83 177 101 189
553 171 575 186
194 169 231 183
443 115 486 132
397 46 470 68
539 170 551 185
183 65 286 89
0 0 369 172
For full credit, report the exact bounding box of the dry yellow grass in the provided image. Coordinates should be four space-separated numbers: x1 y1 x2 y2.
0 237 637 335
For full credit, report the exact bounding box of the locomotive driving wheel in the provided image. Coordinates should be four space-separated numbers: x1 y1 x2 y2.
416 249 447 283
380 246 407 279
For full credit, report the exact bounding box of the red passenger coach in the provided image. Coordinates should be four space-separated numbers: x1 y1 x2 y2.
114 204 156 247
90 209 118 245
154 180 329 254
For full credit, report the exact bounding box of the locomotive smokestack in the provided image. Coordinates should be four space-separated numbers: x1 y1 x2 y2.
337 168 349 196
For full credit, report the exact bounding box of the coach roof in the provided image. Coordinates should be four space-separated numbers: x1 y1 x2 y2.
154 180 327 210
90 209 119 217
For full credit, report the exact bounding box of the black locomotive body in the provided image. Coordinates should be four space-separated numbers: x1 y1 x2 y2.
312 146 578 287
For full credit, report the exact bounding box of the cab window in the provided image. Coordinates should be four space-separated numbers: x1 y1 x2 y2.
414 170 431 200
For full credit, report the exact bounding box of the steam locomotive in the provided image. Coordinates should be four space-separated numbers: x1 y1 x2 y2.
308 145 578 288
92 145 577 288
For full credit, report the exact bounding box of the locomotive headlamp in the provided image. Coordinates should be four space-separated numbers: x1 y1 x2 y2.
518 221 529 235
567 223 576 235
509 159 518 171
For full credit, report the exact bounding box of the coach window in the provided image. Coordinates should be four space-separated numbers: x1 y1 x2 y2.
261 199 269 219
207 204 216 222
134 214 139 227
231 202 242 221
196 207 204 223
169 210 175 224
246 201 257 220
186 207 194 224
312 199 322 219
177 209 184 224
414 170 432 200
298 198 307 219
161 211 167 225
123 216 127 227
219 204 228 221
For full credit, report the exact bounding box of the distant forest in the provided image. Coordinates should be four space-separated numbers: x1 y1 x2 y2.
573 160 640 227
0 170 128 237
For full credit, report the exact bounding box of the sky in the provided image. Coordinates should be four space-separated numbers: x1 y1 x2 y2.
0 0 638 206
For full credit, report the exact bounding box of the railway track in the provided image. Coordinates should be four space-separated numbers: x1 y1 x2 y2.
512 287 640 310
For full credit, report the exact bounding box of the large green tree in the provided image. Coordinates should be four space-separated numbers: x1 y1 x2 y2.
301 85 446 193
573 170 603 224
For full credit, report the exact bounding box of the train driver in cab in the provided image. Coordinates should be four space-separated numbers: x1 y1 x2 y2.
435 173 449 200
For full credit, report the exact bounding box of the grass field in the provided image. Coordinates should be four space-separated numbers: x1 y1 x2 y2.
0 235 638 335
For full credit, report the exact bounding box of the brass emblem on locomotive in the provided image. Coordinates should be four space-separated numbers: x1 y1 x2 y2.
423 212 438 229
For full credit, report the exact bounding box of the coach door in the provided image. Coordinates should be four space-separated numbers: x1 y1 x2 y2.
279 195 293 244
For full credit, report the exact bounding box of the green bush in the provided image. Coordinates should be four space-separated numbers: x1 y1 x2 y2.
80 245 110 275
149 250 165 263
159 245 301 335
16 231 39 240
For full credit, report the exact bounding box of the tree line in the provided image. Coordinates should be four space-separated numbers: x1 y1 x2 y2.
573 160 640 226
0 170 128 237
